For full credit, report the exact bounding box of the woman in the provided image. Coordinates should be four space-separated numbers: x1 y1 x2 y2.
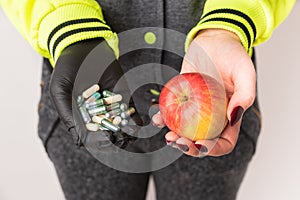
0 0 295 199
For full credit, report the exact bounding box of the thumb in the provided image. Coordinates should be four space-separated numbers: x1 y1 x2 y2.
152 111 165 128
227 62 256 126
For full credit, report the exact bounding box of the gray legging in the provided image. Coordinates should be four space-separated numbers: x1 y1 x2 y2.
38 57 261 200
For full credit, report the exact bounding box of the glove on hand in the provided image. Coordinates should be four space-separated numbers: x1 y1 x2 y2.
49 38 142 151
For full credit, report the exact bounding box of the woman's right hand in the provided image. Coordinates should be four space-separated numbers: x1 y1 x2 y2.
49 38 141 150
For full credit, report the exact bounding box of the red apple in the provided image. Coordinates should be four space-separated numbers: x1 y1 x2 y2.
159 73 228 141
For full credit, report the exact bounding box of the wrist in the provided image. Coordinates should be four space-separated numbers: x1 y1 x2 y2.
195 29 241 43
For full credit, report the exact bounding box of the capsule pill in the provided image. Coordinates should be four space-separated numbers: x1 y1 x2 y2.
85 99 105 110
92 115 120 132
119 103 128 111
88 105 106 116
99 125 109 131
106 103 120 111
79 106 91 123
85 92 101 104
105 109 121 118
101 118 120 132
82 84 100 99
121 107 135 118
103 94 122 105
102 90 115 97
112 116 122 125
92 115 104 124
86 123 99 131
77 95 84 106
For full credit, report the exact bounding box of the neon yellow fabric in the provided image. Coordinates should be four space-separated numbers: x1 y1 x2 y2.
0 0 119 66
0 0 295 63
185 0 296 55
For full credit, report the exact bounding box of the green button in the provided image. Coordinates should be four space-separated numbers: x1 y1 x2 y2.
144 32 156 45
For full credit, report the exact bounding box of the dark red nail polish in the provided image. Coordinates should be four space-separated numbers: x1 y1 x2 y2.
195 144 208 153
195 144 202 150
177 144 189 152
166 139 171 143
230 106 244 126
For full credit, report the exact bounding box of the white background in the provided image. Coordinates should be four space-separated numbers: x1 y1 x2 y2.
0 3 299 200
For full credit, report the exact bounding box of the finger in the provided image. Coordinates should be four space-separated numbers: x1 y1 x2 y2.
50 61 79 131
227 59 256 126
152 111 165 128
176 137 201 157
50 39 101 131
164 131 180 149
195 121 241 157
165 131 180 142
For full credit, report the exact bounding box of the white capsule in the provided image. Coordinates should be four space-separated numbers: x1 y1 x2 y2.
86 123 100 132
82 84 100 99
92 115 104 124
103 94 122 105
112 116 122 125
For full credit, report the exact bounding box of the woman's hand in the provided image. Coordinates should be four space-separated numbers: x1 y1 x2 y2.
49 39 141 150
152 29 256 157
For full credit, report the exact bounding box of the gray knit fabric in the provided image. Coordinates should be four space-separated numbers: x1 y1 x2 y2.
37 1 261 199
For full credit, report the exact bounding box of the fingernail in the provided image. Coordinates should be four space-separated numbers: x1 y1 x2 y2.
177 144 189 152
166 141 177 148
152 120 163 128
195 144 208 153
230 106 244 126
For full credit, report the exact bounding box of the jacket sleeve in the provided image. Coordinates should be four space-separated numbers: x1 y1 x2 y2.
185 0 296 55
0 0 118 66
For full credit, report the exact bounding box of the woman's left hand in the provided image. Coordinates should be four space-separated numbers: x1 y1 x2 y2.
152 29 256 157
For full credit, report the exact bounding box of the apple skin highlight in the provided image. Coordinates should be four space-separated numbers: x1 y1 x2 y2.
159 73 228 141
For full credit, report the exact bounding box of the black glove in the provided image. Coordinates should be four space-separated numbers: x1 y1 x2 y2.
49 38 142 150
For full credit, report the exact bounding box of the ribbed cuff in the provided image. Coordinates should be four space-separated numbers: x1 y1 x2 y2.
185 0 267 55
38 4 118 66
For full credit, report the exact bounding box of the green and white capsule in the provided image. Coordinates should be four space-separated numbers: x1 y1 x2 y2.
88 105 106 116
85 99 105 110
85 92 101 104
106 103 120 111
121 107 136 119
99 125 109 131
92 116 120 132
102 90 115 97
105 109 121 118
79 106 91 123
82 84 100 99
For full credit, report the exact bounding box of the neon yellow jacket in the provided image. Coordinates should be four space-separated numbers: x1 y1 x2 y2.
0 0 296 66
